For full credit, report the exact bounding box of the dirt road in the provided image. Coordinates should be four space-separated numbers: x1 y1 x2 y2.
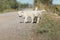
0 12 37 40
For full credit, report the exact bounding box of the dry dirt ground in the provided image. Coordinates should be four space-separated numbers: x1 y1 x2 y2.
0 12 37 40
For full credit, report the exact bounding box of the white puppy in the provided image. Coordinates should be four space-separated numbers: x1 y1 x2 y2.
21 11 34 23
34 10 46 23
18 11 23 17
18 10 46 23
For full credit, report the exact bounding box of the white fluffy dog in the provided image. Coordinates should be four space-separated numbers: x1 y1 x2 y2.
18 10 46 23
18 11 23 17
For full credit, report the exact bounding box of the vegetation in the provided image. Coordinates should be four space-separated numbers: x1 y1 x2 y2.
0 0 18 12
34 0 60 40
35 12 60 40
0 0 29 12
17 3 29 10
54 5 60 15
34 0 60 15
55 5 60 11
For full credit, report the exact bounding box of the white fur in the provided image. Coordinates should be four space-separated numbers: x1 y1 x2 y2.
18 10 46 23
18 11 23 17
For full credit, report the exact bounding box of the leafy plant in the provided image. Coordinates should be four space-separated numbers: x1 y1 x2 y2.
36 13 60 40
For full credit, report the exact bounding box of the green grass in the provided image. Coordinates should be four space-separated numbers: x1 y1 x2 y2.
55 5 60 11
0 9 17 13
53 5 60 15
36 13 60 40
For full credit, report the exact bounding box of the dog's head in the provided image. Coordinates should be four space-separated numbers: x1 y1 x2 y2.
18 11 24 17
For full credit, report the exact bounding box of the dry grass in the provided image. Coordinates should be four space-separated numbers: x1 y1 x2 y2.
35 12 60 40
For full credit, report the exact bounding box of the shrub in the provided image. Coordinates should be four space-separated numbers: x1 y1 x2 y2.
36 13 60 40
